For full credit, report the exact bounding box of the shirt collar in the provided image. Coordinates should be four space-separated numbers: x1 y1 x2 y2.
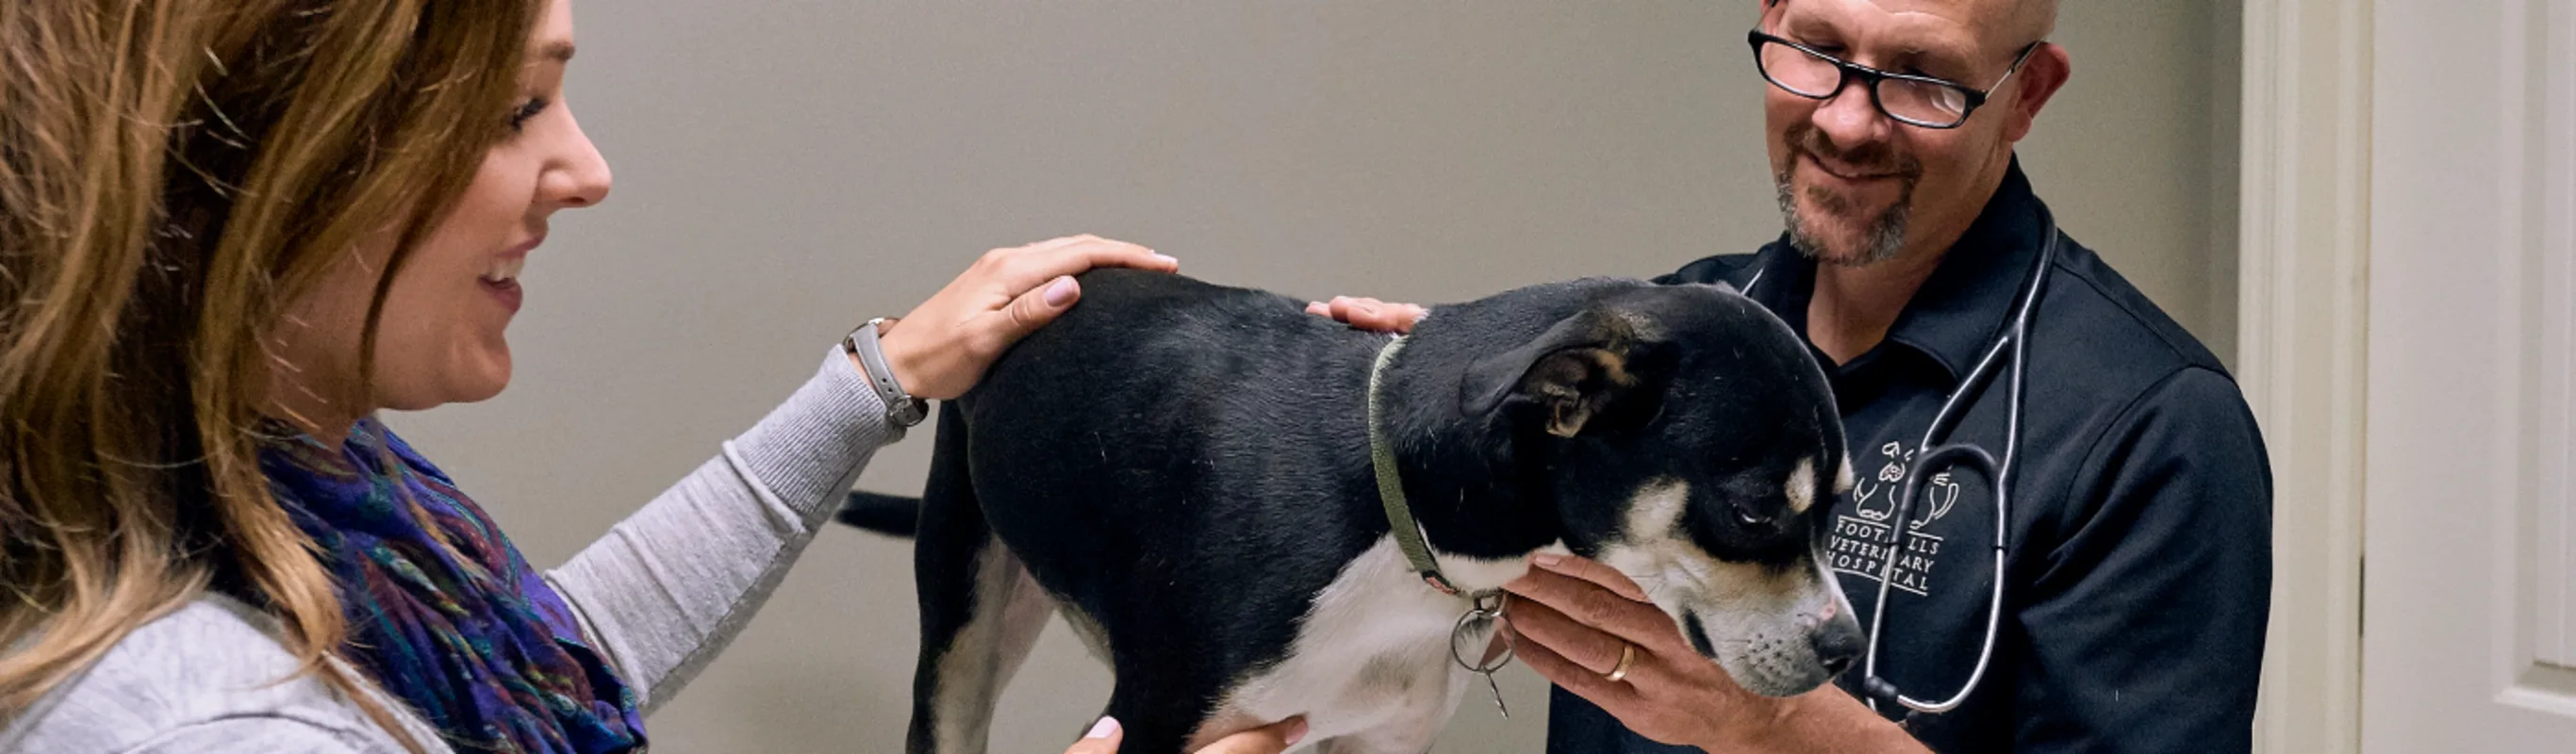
1745 157 2051 386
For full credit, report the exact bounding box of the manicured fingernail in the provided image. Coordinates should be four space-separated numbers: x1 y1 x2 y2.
1532 552 1563 567
1045 276 1079 306
1284 718 1309 746
1086 716 1119 739
1151 252 1178 264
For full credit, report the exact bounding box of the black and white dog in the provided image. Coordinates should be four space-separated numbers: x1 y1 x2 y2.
840 269 1865 753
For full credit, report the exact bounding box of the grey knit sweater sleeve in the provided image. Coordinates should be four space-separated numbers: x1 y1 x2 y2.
544 345 895 712
1 347 897 752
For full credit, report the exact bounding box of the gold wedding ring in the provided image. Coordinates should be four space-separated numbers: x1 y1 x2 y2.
1604 643 1637 683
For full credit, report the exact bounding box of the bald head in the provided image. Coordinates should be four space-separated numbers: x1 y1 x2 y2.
2005 0 2057 45
1958 0 2058 50
1767 0 2056 51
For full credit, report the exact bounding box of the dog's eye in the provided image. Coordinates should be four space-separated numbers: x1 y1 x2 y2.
1732 501 1775 529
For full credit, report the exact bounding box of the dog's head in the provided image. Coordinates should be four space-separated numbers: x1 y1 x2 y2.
1460 282 1864 697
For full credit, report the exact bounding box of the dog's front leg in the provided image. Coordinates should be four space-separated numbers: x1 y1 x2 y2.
1309 667 1473 754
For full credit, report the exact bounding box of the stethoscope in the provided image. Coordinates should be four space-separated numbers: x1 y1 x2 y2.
1741 204 2060 716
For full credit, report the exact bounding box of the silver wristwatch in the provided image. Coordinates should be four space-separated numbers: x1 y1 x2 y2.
845 318 931 434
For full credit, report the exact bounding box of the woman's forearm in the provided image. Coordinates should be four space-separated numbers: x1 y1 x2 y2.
543 347 895 712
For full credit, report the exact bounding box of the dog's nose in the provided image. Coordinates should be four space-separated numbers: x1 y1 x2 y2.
1811 619 1865 678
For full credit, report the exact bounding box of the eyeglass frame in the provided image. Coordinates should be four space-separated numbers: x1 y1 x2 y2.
1746 28 2043 129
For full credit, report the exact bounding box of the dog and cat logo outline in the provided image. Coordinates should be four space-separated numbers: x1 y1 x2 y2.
1829 440 1965 598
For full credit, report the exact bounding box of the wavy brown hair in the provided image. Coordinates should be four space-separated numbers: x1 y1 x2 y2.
0 0 538 743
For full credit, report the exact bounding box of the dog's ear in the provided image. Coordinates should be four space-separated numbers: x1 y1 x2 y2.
1461 308 1665 437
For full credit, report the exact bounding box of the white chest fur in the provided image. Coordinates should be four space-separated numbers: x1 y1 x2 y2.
1199 537 1503 752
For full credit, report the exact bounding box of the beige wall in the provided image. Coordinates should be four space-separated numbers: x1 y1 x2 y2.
385 2 2237 750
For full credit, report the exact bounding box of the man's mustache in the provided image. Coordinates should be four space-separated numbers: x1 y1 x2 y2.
1787 123 1924 180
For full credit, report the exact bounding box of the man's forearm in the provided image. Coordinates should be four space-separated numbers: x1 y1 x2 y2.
1714 685 1932 754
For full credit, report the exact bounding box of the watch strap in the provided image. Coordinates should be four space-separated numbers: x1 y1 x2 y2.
846 319 930 430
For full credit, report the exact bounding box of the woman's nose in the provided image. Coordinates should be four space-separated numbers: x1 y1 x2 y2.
545 110 612 209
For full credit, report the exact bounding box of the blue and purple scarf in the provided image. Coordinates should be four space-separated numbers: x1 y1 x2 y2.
261 417 646 754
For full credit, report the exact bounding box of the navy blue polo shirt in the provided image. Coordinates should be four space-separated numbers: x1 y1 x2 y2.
1545 161 2273 753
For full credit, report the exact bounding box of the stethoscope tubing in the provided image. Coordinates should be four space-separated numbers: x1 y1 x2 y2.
1851 205 2059 715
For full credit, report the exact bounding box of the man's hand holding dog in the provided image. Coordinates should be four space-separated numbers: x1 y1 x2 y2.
1503 554 1929 753
1502 553 1783 750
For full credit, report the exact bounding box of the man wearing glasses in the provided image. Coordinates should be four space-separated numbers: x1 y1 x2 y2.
1314 1 2272 751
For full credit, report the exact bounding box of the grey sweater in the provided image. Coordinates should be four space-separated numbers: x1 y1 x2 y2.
0 348 894 753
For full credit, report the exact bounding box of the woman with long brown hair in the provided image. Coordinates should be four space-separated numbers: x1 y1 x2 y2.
0 1 1301 751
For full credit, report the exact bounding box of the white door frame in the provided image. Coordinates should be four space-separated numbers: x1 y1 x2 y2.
2237 0 2372 751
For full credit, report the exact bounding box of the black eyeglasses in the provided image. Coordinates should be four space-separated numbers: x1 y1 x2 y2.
1747 29 2040 129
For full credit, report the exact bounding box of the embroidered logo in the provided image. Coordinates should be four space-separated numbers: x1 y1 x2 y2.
1828 440 1964 597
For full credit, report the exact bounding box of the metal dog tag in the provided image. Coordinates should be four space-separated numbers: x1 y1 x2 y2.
1449 592 1514 718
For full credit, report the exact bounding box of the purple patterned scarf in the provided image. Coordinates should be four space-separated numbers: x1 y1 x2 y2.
261 417 646 753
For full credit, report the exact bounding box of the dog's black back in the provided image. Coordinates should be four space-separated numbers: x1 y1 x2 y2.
934 271 1397 748
963 268 1393 625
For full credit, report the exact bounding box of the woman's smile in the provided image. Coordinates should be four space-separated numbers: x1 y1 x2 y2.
480 234 541 316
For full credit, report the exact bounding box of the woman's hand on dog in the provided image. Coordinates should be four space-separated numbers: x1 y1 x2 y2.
1498 553 1783 750
1063 715 1309 754
874 235 1180 400
1304 296 1427 334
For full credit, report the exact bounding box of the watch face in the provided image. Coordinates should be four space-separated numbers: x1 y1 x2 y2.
894 399 930 427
